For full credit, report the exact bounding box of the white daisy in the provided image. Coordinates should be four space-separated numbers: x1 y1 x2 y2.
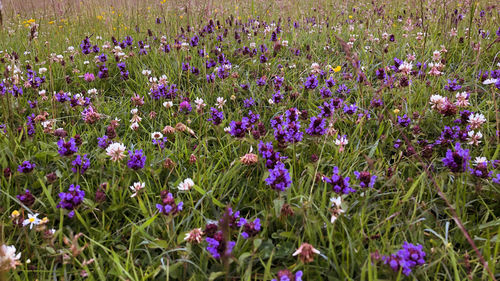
22 213 41 229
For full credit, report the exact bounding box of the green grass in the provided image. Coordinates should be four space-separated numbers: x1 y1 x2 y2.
0 0 499 280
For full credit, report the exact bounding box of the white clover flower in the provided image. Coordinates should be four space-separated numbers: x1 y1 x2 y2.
163 101 173 109
106 142 126 162
151 132 163 140
130 122 139 131
468 113 486 129
129 182 145 197
429 95 445 109
0 244 21 271
398 61 413 75
467 130 482 146
177 178 195 191
216 97 226 109
483 78 498 85
335 135 348 146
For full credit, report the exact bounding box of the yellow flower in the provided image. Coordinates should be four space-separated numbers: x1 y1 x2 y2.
333 66 341 72
11 210 20 218
49 21 55 24
348 15 353 19
97 15 103 21
393 109 400 114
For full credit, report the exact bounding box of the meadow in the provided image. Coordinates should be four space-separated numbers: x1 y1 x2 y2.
0 0 499 280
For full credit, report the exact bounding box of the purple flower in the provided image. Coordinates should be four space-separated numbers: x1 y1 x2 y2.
444 79 462 92
304 75 318 89
319 99 335 118
283 121 303 143
370 98 384 108
97 135 110 149
229 118 249 138
394 139 403 149
55 92 70 103
57 184 85 218
206 74 215 83
17 161 36 173
257 77 267 86
206 231 236 259
354 171 377 188
343 103 357 115
243 98 255 108
246 110 260 124
28 100 38 108
337 84 351 95
98 53 107 62
325 77 336 88
179 100 192 114
272 91 284 104
152 137 168 149
71 154 90 174
324 166 355 194
306 116 327 136
442 142 470 173
375 68 386 80
84 73 95 82
397 114 411 127
156 191 183 216
272 270 303 281
97 64 109 79
80 37 92 54
221 208 241 229
57 138 78 156
383 242 426 276
238 218 261 239
492 174 500 184
127 149 146 170
208 107 224 125
319 87 332 98
16 189 35 207
258 141 287 169
190 35 199 47
265 162 292 191
469 161 494 179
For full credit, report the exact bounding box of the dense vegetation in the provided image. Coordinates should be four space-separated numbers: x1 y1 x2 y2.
0 0 499 280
